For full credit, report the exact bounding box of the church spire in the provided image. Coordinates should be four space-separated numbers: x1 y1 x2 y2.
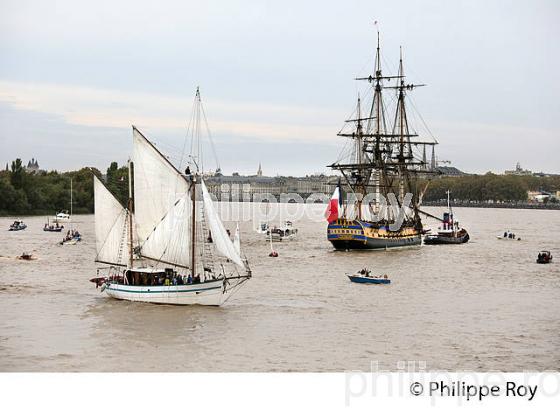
430 145 436 171
257 162 262 177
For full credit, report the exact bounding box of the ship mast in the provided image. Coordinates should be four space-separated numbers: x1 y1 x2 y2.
191 174 197 280
328 29 439 227
386 47 427 224
127 159 134 269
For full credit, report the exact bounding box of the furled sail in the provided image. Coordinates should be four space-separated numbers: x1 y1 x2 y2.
201 180 245 267
94 175 129 266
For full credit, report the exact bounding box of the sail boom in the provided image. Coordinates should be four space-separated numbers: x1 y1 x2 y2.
95 259 128 268
139 254 191 270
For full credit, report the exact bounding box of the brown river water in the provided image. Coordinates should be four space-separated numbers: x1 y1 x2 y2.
0 205 559 371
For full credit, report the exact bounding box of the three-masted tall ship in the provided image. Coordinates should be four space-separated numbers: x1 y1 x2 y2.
326 32 439 250
91 95 251 305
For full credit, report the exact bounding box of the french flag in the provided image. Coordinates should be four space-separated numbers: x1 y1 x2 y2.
325 181 343 223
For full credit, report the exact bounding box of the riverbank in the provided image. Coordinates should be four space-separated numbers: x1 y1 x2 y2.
423 201 560 210
0 209 91 217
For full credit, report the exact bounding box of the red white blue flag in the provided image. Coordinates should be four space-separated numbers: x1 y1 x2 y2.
325 181 343 223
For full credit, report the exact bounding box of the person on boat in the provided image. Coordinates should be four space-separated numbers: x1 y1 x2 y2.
504 231 507 238
187 274 193 285
185 166 191 175
164 276 171 286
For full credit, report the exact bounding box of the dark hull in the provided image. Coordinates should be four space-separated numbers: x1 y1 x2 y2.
9 226 26 231
347 275 390 284
424 232 469 245
331 235 421 250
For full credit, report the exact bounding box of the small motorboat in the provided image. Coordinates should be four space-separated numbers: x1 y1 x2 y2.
60 229 82 245
537 251 553 264
347 269 390 284
53 210 71 223
266 221 298 242
497 231 521 241
17 252 36 261
43 218 64 232
256 222 269 234
8 220 27 231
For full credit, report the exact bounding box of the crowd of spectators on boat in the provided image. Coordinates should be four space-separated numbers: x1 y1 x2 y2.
63 229 81 242
126 270 202 287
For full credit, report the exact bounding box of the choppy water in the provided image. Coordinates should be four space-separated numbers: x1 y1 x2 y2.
0 205 559 371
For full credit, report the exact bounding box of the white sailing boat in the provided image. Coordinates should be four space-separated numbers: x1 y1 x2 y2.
91 126 251 306
53 179 72 223
59 178 82 245
232 222 241 256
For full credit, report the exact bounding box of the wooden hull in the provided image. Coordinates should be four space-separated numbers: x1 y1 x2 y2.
328 219 421 250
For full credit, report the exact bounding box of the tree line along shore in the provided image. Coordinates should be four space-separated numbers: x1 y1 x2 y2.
1 159 559 216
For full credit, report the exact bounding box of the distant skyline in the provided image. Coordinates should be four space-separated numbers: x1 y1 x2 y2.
1 0 559 176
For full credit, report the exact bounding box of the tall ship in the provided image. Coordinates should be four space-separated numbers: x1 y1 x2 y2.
91 91 251 305
326 31 439 250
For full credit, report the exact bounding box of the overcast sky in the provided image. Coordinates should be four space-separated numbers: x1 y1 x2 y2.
1 0 558 176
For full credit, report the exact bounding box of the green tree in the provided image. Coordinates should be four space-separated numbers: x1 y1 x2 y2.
10 158 25 190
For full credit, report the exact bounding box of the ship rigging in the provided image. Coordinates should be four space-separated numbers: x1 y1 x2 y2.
327 30 440 250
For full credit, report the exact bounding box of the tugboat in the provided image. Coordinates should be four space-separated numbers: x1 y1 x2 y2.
347 268 391 284
326 29 440 250
8 220 27 231
537 251 552 264
424 190 469 245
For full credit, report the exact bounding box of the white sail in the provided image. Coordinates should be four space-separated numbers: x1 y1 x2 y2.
132 127 191 245
139 192 192 268
201 180 244 267
233 222 241 256
94 176 129 266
